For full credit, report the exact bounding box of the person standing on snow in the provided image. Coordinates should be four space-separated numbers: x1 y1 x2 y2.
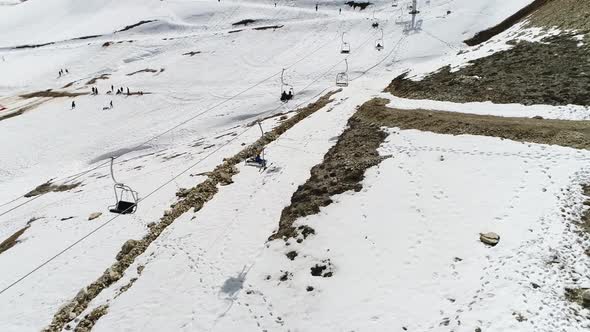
315 3 318 11
71 101 76 109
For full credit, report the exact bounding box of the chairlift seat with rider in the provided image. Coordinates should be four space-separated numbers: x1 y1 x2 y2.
245 153 267 169
280 69 294 102
375 28 384 51
108 157 139 214
245 122 268 170
371 10 379 28
375 40 384 51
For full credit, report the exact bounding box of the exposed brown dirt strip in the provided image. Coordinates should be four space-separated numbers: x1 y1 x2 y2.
359 98 590 149
0 226 30 255
464 0 551 46
20 90 87 99
271 105 388 240
387 33 590 106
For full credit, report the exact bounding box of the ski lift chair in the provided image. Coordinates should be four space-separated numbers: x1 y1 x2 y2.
335 59 349 87
280 68 294 102
375 40 384 51
371 10 379 28
245 153 267 169
415 19 423 30
245 123 268 170
340 32 351 54
336 73 349 87
341 42 350 54
375 29 384 51
108 157 139 214
109 183 139 214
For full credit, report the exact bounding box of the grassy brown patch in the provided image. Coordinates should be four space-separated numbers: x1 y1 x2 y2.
86 74 111 85
0 226 30 255
24 181 81 198
357 98 590 149
20 89 87 99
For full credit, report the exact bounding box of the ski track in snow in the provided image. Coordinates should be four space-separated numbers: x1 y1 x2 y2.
1 0 589 331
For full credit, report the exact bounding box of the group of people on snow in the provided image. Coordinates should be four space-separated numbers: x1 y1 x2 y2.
58 68 69 77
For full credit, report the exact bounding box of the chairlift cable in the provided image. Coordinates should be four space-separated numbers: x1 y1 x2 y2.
0 22 397 294
0 69 336 296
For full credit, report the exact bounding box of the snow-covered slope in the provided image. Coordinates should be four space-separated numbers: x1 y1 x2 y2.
2 0 589 331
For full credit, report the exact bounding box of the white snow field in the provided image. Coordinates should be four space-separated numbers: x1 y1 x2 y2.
1 0 589 331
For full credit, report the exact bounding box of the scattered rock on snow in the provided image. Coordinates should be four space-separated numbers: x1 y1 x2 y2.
479 232 500 246
116 240 139 260
286 251 298 260
310 259 334 277
88 212 102 221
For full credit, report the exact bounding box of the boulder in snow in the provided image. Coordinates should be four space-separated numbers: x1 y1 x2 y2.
88 212 102 221
480 232 500 246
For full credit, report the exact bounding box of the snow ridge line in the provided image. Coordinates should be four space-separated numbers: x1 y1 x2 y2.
43 90 340 332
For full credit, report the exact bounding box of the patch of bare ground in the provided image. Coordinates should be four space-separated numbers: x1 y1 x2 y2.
270 102 389 240
127 91 151 96
391 0 590 107
0 109 24 122
579 185 590 235
0 98 50 122
464 0 549 46
565 286 590 308
62 81 76 88
24 181 81 198
86 74 110 85
43 90 340 332
13 42 54 49
358 98 590 149
182 51 201 56
20 89 87 99
71 305 108 332
232 19 257 26
0 217 39 255
345 1 372 11
126 68 161 76
387 32 590 106
115 20 155 33
253 25 284 31
527 0 590 33
0 226 29 255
